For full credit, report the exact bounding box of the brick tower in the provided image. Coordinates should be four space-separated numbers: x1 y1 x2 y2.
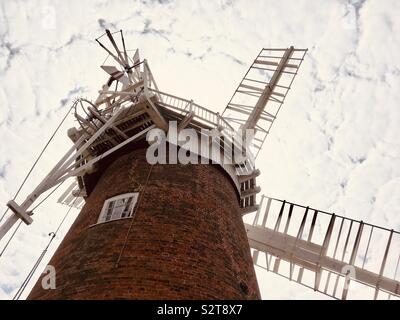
28 140 260 299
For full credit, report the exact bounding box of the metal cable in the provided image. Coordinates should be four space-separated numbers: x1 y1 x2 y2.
31 181 65 212
0 104 74 223
114 164 153 268
0 180 65 258
13 199 76 300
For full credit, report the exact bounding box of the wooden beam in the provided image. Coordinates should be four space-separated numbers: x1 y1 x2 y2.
177 111 195 132
240 186 261 199
238 169 261 183
241 205 259 215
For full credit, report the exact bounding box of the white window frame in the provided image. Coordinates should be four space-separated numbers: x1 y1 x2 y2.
97 193 139 224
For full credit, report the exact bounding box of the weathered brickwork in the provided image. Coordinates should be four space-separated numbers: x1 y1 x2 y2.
28 146 260 300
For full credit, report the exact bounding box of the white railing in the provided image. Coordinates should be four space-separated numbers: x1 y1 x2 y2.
146 88 255 175
147 88 233 132
249 196 400 300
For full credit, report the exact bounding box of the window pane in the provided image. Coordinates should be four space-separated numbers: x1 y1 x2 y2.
105 200 115 221
121 197 133 218
99 194 138 223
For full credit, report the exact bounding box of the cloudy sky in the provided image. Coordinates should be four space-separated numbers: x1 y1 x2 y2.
0 0 400 300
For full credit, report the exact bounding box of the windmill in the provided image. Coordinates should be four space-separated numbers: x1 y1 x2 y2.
1 29 399 300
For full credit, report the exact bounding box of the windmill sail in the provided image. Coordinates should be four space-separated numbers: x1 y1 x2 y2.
222 48 307 158
247 195 400 300
57 180 85 209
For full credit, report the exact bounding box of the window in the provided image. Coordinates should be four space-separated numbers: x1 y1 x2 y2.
98 193 139 223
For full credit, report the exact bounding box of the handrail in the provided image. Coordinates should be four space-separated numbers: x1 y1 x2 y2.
146 88 255 175
147 88 234 132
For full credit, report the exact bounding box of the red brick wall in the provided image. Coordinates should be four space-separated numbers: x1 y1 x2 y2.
28 146 260 299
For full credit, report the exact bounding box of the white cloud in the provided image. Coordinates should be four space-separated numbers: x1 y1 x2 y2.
0 0 399 300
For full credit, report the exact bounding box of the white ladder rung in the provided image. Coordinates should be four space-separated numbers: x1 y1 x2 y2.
254 59 279 67
239 83 264 93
